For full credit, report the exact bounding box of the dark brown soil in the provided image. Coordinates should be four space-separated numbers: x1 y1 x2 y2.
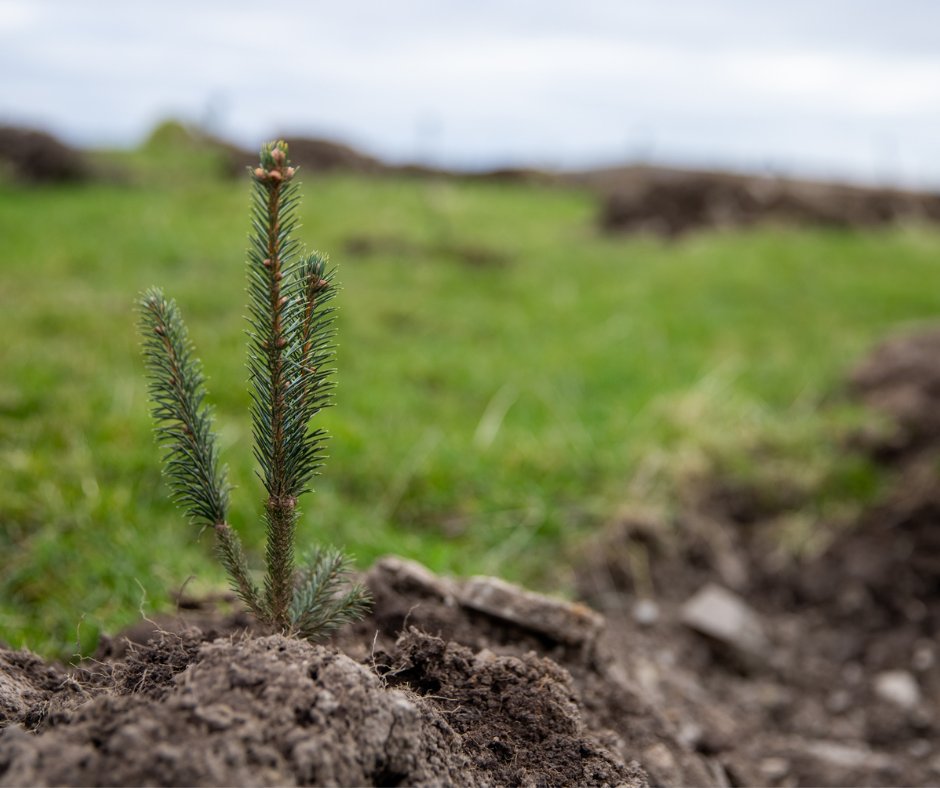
589 166 940 236
0 562 698 786
280 137 387 176
0 127 90 184
850 326 940 462
280 136 553 186
1 538 735 787
578 325 940 785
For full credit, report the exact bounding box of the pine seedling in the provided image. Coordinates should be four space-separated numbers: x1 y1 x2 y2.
138 140 370 640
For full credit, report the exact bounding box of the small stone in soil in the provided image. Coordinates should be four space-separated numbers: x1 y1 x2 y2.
680 583 768 658
801 740 895 772
632 598 660 626
873 670 921 709
759 756 790 780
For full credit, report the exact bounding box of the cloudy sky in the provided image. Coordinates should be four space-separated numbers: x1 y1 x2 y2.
2 0 939 185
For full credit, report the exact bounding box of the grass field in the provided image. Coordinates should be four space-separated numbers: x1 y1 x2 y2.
3 144 940 657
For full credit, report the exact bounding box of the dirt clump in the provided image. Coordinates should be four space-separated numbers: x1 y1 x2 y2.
0 126 91 184
0 649 80 731
381 629 636 787
590 166 940 236
1 635 472 786
849 325 940 462
355 558 715 786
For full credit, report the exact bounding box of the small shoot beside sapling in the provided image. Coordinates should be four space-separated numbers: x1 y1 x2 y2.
138 141 370 640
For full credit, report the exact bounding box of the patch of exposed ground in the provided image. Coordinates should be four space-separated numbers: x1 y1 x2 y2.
0 127 91 184
0 563 693 786
588 166 940 236
578 325 940 785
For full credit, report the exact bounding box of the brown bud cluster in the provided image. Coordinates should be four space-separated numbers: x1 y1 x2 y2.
253 144 295 184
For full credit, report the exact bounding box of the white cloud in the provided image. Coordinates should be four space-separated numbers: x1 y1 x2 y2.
1 1 939 184
0 0 38 31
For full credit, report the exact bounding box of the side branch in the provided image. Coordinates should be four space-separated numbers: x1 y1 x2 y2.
138 289 262 615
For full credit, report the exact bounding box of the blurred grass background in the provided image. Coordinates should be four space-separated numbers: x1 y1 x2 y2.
3 138 940 657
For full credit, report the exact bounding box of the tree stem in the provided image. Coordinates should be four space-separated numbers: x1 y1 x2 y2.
261 178 296 629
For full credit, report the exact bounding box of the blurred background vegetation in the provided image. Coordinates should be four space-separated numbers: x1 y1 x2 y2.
2 124 940 657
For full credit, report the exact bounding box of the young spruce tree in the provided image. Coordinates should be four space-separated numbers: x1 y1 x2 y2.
138 141 370 640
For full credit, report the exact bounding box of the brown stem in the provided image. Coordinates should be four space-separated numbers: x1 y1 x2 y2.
261 177 296 629
214 521 263 617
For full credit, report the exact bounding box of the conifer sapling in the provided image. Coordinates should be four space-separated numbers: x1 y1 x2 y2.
138 140 370 640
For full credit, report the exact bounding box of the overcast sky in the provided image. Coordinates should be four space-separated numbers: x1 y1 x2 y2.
2 0 939 185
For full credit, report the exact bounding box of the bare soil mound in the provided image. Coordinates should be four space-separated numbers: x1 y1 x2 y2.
279 136 552 185
578 326 940 785
850 325 940 461
0 560 718 786
0 127 90 184
587 166 940 236
280 137 386 175
274 138 940 235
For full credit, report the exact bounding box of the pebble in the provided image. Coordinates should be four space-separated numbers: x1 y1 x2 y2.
803 740 893 771
680 583 768 657
677 721 703 749
759 756 790 780
874 670 920 710
632 598 660 626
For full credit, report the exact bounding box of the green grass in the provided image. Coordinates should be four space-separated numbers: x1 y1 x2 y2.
2 147 939 657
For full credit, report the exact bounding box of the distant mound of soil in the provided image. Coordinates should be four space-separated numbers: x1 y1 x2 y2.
587 167 940 236
280 137 386 175
280 137 554 184
273 138 940 235
0 127 90 184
